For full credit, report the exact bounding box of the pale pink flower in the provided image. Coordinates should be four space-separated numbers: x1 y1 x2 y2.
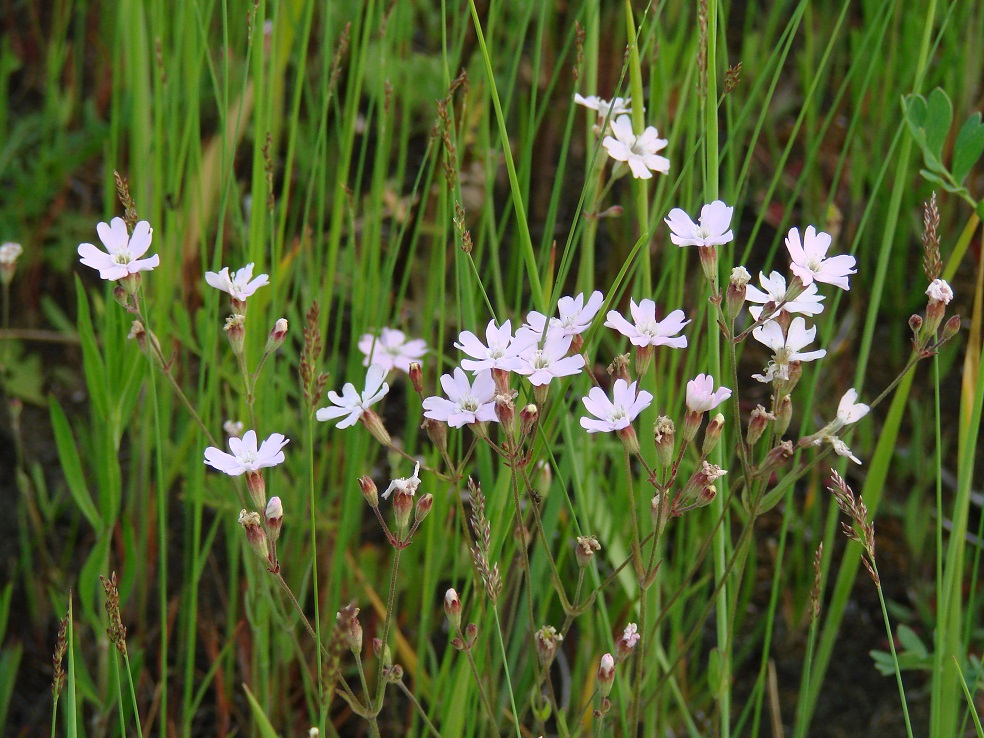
316 364 390 428
205 263 270 300
602 115 670 179
926 278 953 305
785 226 856 290
78 218 159 281
523 291 605 340
664 201 734 247
0 242 23 265
686 374 732 413
751 317 826 382
515 332 586 386
422 368 498 427
358 328 428 373
746 270 825 320
580 379 653 433
574 93 632 119
204 430 288 475
605 299 689 348
455 319 528 372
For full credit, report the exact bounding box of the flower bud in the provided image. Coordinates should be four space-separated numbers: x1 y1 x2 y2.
345 614 363 655
414 493 434 524
409 362 424 395
0 242 23 286
575 535 601 569
520 404 539 436
360 408 392 446
265 318 288 354
422 417 447 454
444 588 462 630
359 475 379 507
597 653 616 697
373 638 392 666
384 664 404 683
696 485 717 507
908 314 923 338
265 496 283 543
238 510 270 565
775 395 793 438
681 409 702 446
607 353 632 383
495 391 516 434
245 470 266 511
702 413 725 456
746 405 773 447
650 493 670 537
941 315 960 342
464 622 478 646
224 314 246 356
653 416 676 470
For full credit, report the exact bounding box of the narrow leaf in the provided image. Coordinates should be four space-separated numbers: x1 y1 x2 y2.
49 397 101 530
243 683 282 738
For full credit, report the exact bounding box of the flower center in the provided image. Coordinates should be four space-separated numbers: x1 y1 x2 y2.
459 395 479 413
530 351 551 370
112 251 132 265
607 405 627 423
637 319 659 337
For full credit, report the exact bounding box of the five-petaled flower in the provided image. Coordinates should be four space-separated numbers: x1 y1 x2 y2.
78 218 160 281
204 430 288 476
523 291 605 340
205 263 270 302
515 332 586 386
745 270 825 321
602 115 670 179
664 201 734 247
751 317 826 382
422 368 498 428
317 364 390 428
358 327 428 374
605 299 689 348
580 379 653 433
785 226 856 290
686 374 732 414
455 319 528 373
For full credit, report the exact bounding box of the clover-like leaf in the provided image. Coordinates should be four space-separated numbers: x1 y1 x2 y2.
952 111 984 185
925 88 953 160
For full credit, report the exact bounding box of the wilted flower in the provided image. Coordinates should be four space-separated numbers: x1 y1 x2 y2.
205 263 269 301
358 327 428 373
602 116 669 179
204 430 289 475
574 93 632 123
664 200 734 247
925 278 953 305
78 218 159 281
422 368 498 428
580 379 653 433
605 299 689 348
785 226 856 290
745 270 825 320
381 461 422 500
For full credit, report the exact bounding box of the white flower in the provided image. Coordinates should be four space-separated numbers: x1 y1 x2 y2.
926 278 953 305
604 299 689 348
422 368 498 427
523 291 605 340
382 462 421 500
602 115 670 179
515 332 586 386
828 436 862 464
265 496 283 520
0 242 23 265
574 93 632 119
205 263 270 301
78 218 159 281
455 319 528 372
358 328 428 374
785 226 856 290
836 388 870 426
745 271 825 320
664 201 734 247
223 419 245 438
686 374 732 413
580 379 653 433
751 317 826 382
316 364 390 428
204 430 288 475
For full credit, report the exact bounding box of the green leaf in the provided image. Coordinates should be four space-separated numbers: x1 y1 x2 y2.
903 94 928 147
0 644 22 731
243 683 282 738
896 624 928 658
952 112 984 185
74 277 109 421
925 88 953 159
49 397 101 530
